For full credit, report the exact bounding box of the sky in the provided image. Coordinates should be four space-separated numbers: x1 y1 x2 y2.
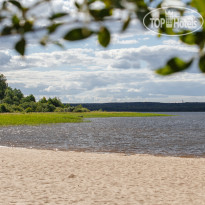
0 0 205 103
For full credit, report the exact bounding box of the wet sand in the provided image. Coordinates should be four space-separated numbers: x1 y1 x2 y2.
0 147 205 205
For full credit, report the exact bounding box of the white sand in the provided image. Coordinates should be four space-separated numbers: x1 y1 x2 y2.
0 147 205 205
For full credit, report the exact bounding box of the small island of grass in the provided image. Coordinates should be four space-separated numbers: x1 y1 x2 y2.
0 112 171 126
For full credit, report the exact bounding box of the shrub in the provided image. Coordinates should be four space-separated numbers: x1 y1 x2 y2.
73 107 90 112
66 106 75 112
20 102 37 112
36 103 55 112
25 107 33 113
55 107 65 112
11 105 23 112
0 104 8 112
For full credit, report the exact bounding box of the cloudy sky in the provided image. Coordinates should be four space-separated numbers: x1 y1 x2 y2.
0 0 205 103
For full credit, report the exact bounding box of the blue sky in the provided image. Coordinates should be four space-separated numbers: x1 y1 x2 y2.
0 0 205 103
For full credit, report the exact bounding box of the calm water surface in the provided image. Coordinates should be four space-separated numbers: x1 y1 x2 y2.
0 112 205 157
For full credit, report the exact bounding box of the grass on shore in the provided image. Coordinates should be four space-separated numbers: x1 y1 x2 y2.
0 112 171 126
0 113 83 126
72 112 170 118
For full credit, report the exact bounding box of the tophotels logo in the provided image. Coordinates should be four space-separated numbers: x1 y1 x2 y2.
143 7 204 36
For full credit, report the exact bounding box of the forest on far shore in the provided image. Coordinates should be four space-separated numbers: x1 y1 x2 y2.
69 102 205 112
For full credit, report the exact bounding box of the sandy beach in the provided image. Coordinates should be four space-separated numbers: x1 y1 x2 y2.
0 147 205 205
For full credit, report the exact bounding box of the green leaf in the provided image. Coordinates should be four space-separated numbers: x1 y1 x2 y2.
191 0 205 16
40 36 49 46
23 21 33 33
2 1 7 10
87 0 96 5
64 28 93 41
122 16 131 32
98 26 110 47
15 38 26 55
180 33 196 45
158 14 175 36
0 15 6 22
195 31 205 50
89 8 112 21
49 13 68 20
136 0 148 9
156 57 193 75
1 26 13 35
53 41 64 49
199 55 205 72
12 15 20 25
75 2 80 9
137 9 150 26
102 0 123 9
8 0 23 10
47 23 62 34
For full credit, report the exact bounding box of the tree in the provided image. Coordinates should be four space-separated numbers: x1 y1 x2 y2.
0 104 8 112
21 94 36 103
2 87 24 105
73 104 90 112
13 89 24 101
0 0 204 74
47 97 64 107
0 74 8 100
39 97 47 104
3 87 14 104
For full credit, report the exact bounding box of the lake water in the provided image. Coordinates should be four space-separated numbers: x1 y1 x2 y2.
0 112 205 157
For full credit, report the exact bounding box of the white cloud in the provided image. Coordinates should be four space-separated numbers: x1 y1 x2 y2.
1 42 199 89
142 37 149 40
113 38 139 45
162 0 185 8
163 39 182 46
3 66 205 103
0 51 11 65
97 44 197 70
0 48 97 71
0 0 203 104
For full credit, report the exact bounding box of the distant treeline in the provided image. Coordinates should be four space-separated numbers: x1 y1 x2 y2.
69 102 205 112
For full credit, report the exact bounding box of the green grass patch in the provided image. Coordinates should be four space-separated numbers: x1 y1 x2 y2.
0 113 83 126
71 111 171 118
0 112 171 126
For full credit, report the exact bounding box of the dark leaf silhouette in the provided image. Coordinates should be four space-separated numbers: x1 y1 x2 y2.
98 27 110 47
64 28 93 41
156 57 193 75
15 38 26 55
199 55 205 72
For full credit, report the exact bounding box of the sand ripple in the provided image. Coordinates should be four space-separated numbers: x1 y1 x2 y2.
0 147 205 204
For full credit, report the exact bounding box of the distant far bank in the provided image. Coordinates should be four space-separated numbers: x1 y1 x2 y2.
69 102 205 112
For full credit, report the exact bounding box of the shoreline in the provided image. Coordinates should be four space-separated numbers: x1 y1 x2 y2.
1 145 204 159
1 147 205 204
